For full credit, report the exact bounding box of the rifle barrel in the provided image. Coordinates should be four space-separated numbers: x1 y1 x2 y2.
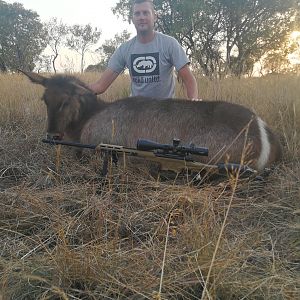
42 139 97 149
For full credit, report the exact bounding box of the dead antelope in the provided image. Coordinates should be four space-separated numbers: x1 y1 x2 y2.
21 71 282 173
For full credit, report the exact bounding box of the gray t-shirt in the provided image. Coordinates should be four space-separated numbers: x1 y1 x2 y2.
107 31 189 99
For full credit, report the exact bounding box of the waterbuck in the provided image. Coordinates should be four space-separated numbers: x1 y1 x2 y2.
21 71 282 172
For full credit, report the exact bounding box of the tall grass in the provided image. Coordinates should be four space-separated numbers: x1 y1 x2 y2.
0 72 299 299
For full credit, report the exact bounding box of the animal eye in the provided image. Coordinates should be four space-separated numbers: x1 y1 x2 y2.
59 101 69 112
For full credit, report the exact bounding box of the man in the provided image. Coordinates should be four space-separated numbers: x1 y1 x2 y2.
89 0 198 99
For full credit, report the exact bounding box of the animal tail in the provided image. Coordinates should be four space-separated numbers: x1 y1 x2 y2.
256 117 272 171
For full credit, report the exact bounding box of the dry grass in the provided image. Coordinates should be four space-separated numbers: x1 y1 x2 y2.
0 72 299 299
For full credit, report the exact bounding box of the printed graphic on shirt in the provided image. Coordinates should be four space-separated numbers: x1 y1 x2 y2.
131 53 160 84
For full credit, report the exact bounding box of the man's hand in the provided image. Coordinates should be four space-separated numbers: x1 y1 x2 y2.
89 69 119 95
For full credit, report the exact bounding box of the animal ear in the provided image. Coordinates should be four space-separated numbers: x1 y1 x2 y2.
18 69 48 86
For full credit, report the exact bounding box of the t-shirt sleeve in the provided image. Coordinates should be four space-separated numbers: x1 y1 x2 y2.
107 45 126 74
169 38 190 71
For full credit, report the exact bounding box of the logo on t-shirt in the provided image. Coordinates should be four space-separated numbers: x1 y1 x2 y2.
131 53 159 77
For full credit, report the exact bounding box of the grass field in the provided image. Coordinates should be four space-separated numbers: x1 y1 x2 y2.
0 73 299 299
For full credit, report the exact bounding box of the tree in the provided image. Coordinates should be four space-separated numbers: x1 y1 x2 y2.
263 32 300 74
113 0 299 77
0 0 47 72
86 30 131 72
35 54 52 73
218 0 297 77
44 18 69 73
66 24 101 73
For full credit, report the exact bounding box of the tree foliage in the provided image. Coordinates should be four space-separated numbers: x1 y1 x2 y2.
262 32 300 74
0 0 47 72
66 24 101 73
219 0 297 76
113 0 299 77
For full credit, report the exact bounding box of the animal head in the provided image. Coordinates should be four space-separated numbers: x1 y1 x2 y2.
20 70 95 140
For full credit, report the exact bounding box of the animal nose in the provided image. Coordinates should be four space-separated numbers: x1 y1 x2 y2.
46 133 63 140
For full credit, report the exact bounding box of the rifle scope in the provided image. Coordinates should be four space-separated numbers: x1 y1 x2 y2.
136 139 208 156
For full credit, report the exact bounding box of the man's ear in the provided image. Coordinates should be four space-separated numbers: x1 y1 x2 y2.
153 10 158 28
153 10 158 22
18 69 48 86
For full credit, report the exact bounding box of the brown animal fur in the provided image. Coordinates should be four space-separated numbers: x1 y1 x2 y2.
21 71 282 171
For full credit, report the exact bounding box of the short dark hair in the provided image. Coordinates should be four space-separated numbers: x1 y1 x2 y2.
133 0 154 8
133 0 153 3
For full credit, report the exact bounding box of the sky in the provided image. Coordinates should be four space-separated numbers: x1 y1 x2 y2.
5 0 135 40
5 0 136 71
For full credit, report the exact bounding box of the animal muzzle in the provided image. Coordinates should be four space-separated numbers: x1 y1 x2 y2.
46 132 64 141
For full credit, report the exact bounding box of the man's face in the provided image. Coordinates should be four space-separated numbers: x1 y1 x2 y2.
132 2 156 35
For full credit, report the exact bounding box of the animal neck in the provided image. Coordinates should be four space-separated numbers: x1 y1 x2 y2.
81 95 106 120
66 95 107 141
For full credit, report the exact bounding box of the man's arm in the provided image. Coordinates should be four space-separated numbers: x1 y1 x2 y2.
89 68 119 95
177 64 199 100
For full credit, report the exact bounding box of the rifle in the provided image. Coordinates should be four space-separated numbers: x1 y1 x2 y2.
42 138 257 177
